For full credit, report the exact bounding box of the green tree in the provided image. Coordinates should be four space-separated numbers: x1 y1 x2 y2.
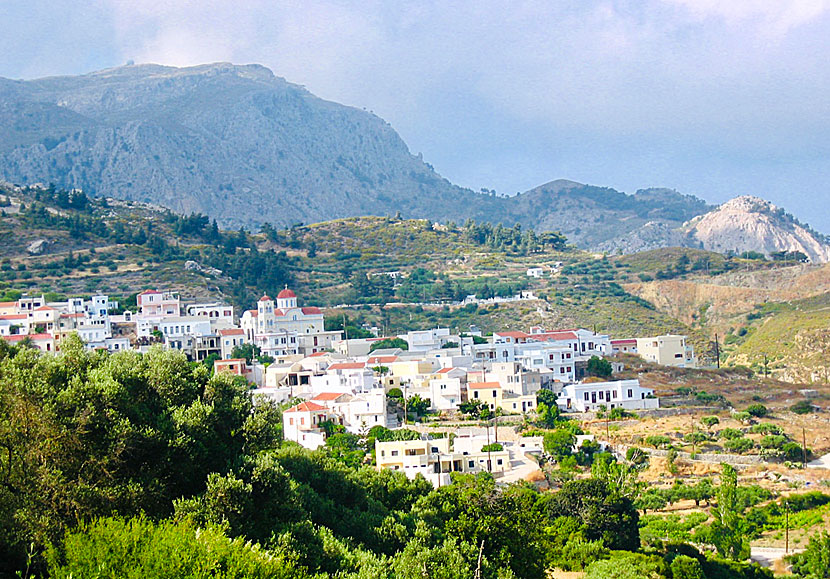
369 337 409 353
709 464 750 561
745 404 769 418
670 554 706 579
543 429 576 460
789 530 830 578
46 516 307 579
586 356 613 378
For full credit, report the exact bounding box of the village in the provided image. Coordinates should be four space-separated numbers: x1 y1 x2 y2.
0 286 702 486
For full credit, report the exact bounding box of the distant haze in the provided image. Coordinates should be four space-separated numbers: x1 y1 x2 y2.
1 1 829 232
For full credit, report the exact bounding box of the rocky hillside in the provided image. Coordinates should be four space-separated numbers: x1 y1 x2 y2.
0 63 713 245
2 63 826 259
681 196 830 263
0 63 508 230
511 181 709 249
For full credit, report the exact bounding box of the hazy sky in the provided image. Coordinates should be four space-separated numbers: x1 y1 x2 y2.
2 1 829 231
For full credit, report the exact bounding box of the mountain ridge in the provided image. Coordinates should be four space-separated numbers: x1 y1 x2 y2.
1 62 827 260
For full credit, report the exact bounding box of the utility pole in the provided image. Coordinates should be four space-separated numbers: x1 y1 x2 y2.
803 427 808 468
714 333 721 369
403 381 408 426
486 422 492 473
605 411 610 442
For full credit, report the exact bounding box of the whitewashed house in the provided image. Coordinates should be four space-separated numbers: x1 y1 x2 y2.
556 379 658 413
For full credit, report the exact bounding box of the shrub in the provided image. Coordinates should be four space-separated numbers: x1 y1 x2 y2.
46 516 305 579
745 404 769 418
719 428 744 440
759 435 788 450
751 423 783 435
790 400 814 415
670 554 706 579
645 435 672 449
724 437 754 454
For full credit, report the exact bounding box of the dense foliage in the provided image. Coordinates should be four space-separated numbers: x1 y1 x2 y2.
0 338 782 578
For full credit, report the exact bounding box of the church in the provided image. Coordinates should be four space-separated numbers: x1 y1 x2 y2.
241 288 341 357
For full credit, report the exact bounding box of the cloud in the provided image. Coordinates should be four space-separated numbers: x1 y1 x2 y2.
661 0 830 36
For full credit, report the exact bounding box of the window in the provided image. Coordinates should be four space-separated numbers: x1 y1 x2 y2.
468 460 475 468
598 391 604 400
627 389 633 398
497 459 503 466
474 391 479 399
391 450 399 456
584 392 589 401
289 418 294 425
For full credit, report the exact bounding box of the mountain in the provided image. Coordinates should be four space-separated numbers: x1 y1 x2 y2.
512 180 710 249
0 63 509 230
680 195 830 263
1 62 825 261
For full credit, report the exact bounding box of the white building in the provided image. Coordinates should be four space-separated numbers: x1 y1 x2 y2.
556 379 658 413
241 288 341 356
309 362 377 394
375 437 510 487
282 401 336 450
636 335 696 368
429 367 467 411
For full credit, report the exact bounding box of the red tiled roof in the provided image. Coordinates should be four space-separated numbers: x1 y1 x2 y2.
0 301 17 308
219 328 245 336
138 290 161 295
468 381 501 389
301 307 322 314
496 331 530 339
277 288 296 299
436 367 458 374
284 401 328 413
246 309 258 317
3 333 53 342
59 313 85 318
367 355 398 364
258 295 272 302
0 314 28 320
33 305 56 312
312 392 347 401
328 362 366 370
612 339 637 345
308 351 328 357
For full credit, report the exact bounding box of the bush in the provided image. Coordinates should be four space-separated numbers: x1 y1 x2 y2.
719 428 744 440
559 537 609 571
745 404 769 418
46 516 306 579
480 443 503 452
671 554 706 579
750 423 783 435
645 435 672 449
790 400 814 415
724 438 754 454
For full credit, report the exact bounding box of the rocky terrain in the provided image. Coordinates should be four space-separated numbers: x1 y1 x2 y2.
682 196 830 263
2 63 829 261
